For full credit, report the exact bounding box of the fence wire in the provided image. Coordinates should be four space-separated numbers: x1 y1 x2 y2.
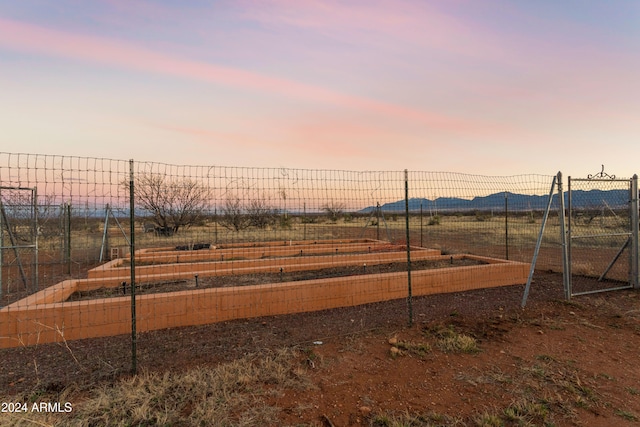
0 152 590 374
567 177 634 293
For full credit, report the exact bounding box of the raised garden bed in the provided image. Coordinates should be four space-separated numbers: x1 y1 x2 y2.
68 258 485 301
0 240 529 349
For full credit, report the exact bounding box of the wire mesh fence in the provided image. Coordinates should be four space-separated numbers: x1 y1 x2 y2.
567 176 635 295
0 153 636 375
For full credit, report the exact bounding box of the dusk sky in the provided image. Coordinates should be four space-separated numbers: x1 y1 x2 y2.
1 1 639 178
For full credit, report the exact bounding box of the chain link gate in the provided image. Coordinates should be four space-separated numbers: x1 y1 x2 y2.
0 186 39 304
566 170 639 297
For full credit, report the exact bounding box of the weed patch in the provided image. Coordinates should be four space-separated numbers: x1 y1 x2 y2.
427 325 480 354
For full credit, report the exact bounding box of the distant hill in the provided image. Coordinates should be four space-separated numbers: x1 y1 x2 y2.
359 189 630 213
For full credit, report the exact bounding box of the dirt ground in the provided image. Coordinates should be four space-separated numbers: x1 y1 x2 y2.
1 271 639 426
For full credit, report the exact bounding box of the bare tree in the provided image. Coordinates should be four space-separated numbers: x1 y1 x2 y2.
133 173 210 235
323 201 346 222
247 195 277 229
219 195 250 232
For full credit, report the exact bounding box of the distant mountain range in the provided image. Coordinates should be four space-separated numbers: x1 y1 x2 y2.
360 189 631 213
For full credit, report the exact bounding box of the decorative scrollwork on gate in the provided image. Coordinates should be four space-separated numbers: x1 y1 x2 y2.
588 165 616 180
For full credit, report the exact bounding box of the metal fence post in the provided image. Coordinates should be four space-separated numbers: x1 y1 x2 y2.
129 159 137 374
376 202 380 241
631 174 639 288
0 202 3 304
420 201 423 248
64 202 71 275
504 192 509 260
557 172 570 300
33 187 39 293
521 174 557 308
404 170 413 327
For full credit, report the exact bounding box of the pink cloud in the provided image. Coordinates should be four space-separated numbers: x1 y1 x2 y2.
237 0 636 81
235 0 510 62
0 18 506 137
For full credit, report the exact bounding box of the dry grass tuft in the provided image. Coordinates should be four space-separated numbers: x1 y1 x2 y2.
4 348 308 427
437 333 479 354
395 340 431 359
428 325 480 354
370 410 464 427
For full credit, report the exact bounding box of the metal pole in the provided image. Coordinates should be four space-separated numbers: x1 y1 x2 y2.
600 237 630 282
129 159 137 374
504 192 509 260
376 202 380 241
521 175 557 308
99 204 110 263
404 170 413 327
64 203 71 275
303 202 307 241
567 176 572 295
631 174 639 288
33 187 39 293
558 172 571 300
420 201 423 248
0 199 3 304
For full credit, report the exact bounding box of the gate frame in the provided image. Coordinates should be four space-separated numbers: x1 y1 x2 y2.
0 186 39 302
564 173 639 297
631 174 639 289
